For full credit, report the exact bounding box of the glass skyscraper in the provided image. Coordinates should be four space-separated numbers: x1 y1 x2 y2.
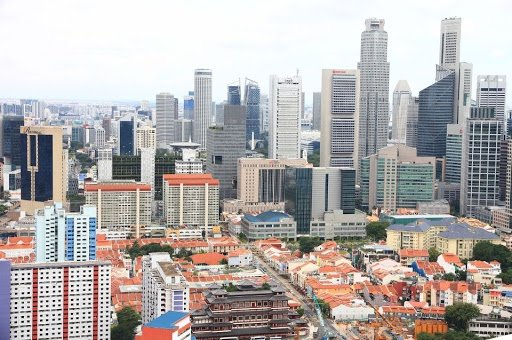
119 119 135 155
1 115 24 168
227 85 241 105
285 167 312 235
244 82 260 140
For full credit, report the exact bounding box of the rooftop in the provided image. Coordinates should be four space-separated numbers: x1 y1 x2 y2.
163 173 219 186
145 311 189 329
244 211 293 223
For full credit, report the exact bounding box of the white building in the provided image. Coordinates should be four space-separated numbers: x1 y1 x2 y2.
477 75 507 123
175 160 203 174
391 80 412 144
142 252 189 324
358 18 390 160
8 260 111 340
320 69 360 169
438 17 461 71
269 75 302 159
136 125 157 151
63 204 97 262
193 69 212 149
35 203 65 262
259 94 269 133
156 92 178 148
94 127 105 148
97 149 113 181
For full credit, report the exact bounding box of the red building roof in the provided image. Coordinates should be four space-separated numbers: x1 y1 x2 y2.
163 174 219 186
84 182 151 192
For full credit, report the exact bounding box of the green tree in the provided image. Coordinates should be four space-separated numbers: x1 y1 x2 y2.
296 307 305 317
473 241 512 270
238 233 248 243
111 307 141 340
365 222 389 241
126 241 174 259
220 258 228 265
261 282 271 290
0 204 7 215
498 268 512 284
308 150 320 167
429 247 441 262
441 273 457 281
224 282 237 292
298 237 323 253
445 302 480 331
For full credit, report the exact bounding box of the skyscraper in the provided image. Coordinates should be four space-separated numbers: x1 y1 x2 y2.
194 69 212 148
405 97 419 148
417 70 455 157
477 75 507 122
97 149 113 181
183 91 194 120
312 92 321 131
391 80 412 144
460 108 502 217
358 18 390 160
320 69 360 169
438 17 461 73
156 92 178 148
227 84 241 105
0 115 24 169
244 79 260 140
206 105 246 200
20 126 67 214
136 125 157 151
260 94 269 133
269 75 302 159
445 124 463 184
119 114 136 155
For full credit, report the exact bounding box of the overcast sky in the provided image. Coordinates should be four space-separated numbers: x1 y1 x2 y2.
0 0 510 106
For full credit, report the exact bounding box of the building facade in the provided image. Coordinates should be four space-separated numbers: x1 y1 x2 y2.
320 69 360 169
156 92 178 148
445 124 463 184
136 125 157 151
358 18 390 160
194 69 213 148
244 80 260 140
477 75 507 123
269 75 302 159
391 80 412 144
0 115 24 169
312 91 321 131
241 211 297 240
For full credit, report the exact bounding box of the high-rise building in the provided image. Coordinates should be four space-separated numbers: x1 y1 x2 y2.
64 204 97 261
175 119 193 143
405 97 419 148
477 75 507 123
142 252 189 323
140 148 156 197
438 17 461 72
301 91 305 119
35 203 65 262
391 80 412 144
97 149 113 181
163 174 219 230
312 92 321 131
94 127 106 148
320 69 360 169
183 91 194 120
445 124 463 184
417 70 455 157
156 92 178 148
119 114 136 155
194 69 213 148
206 105 246 200
269 75 302 159
136 125 157 151
0 115 24 169
7 260 111 340
215 101 225 126
227 85 241 105
20 126 68 214
460 108 503 217
85 181 152 238
71 126 85 145
260 94 269 134
102 117 111 141
360 145 436 212
244 80 260 140
358 18 390 160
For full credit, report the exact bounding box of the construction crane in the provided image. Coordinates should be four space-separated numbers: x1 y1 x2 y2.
312 294 337 340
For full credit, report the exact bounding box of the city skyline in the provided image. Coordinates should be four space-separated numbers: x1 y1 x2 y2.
0 0 510 107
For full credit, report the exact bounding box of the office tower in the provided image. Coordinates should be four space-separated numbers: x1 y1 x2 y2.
320 69 360 169
500 138 509 202
456 62 473 123
227 84 241 105
284 166 363 236
391 80 412 144
445 124 463 184
174 119 193 142
206 105 246 200
71 126 85 145
84 181 152 238
460 108 503 217
142 253 189 323
244 80 261 140
95 127 105 148
7 260 111 339
312 92 321 130
477 75 507 122
301 91 305 119
194 69 213 148
156 92 178 148
102 117 111 140
20 126 67 214
85 126 95 146
260 94 269 133
0 115 24 169
438 17 461 72
140 148 156 196
20 99 40 118
119 114 136 155
136 125 157 151
163 174 219 230
417 70 455 157
360 145 436 212
269 75 302 159
215 101 225 126
358 18 390 160
97 149 113 181
237 158 310 203
405 97 419 148
184 91 194 120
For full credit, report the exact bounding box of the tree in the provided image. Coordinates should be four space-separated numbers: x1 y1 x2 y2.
298 237 323 254
429 247 441 262
365 222 389 241
126 241 174 259
308 150 320 167
111 307 141 340
498 269 512 284
441 273 457 281
238 233 248 243
261 282 271 290
472 241 512 270
0 204 7 215
224 282 237 292
296 307 305 317
445 302 480 331
220 258 228 265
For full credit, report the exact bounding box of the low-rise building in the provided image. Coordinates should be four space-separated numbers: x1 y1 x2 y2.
399 249 429 266
437 253 465 274
416 200 450 215
228 249 253 267
469 315 512 339
207 237 240 254
309 210 367 239
241 211 297 240
136 311 192 340
416 281 479 307
467 260 502 285
355 244 395 268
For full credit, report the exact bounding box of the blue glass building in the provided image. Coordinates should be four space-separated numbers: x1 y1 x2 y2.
227 85 241 105
21 134 54 201
1 115 24 168
285 167 312 234
119 118 135 155
244 83 260 140
184 91 194 120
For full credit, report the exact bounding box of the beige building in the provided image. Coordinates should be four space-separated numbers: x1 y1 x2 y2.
136 125 157 151
163 174 219 231
237 158 310 203
20 126 68 214
84 181 152 238
386 219 500 259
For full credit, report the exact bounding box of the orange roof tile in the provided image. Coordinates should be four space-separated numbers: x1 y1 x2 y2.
163 174 219 186
399 249 429 257
190 253 227 265
85 182 151 192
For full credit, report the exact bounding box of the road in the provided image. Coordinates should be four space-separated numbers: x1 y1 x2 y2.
248 244 344 340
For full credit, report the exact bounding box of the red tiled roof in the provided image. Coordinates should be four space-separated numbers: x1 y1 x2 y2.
85 183 151 192
399 249 429 257
163 174 219 186
190 253 227 265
